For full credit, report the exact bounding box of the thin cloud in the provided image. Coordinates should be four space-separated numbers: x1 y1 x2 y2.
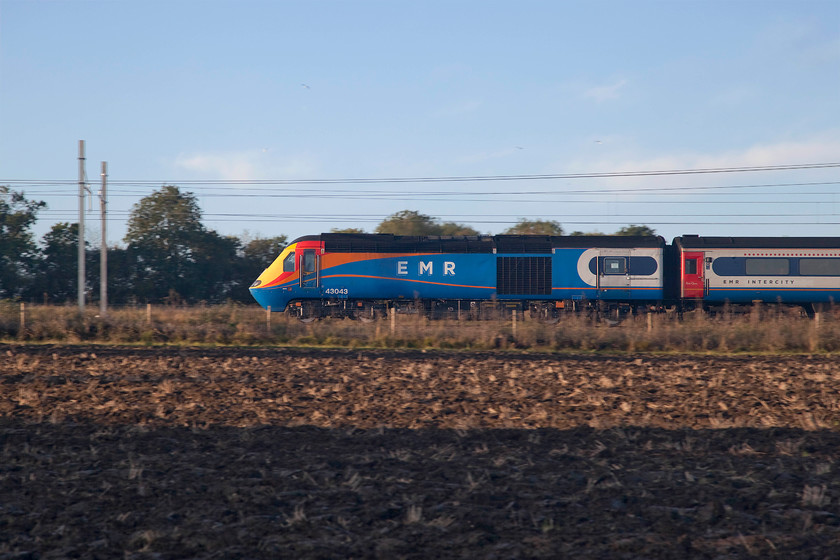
583 79 628 102
175 151 259 180
756 19 840 65
455 146 525 165
709 85 756 108
173 150 317 181
431 99 483 118
563 132 840 194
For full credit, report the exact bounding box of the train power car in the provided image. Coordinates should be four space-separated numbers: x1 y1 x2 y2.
672 235 840 313
249 233 665 321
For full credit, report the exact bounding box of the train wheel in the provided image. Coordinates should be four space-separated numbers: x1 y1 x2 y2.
295 301 321 323
530 303 560 324
354 303 378 323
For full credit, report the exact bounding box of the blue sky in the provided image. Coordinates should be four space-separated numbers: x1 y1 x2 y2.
1 0 838 247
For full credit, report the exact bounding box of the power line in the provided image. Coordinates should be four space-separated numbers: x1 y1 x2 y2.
35 199 840 215
11 181 840 201
82 161 840 184
9 161 839 234
33 211 840 222
4 161 839 189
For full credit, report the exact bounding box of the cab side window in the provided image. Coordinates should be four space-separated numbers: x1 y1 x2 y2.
283 252 296 272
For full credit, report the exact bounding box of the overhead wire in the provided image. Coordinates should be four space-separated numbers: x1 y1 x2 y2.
5 161 839 228
4 161 840 188
10 180 840 200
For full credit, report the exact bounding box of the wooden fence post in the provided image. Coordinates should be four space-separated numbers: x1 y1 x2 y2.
266 306 271 332
512 309 517 338
146 303 152 325
19 302 25 332
813 308 821 352
390 306 396 335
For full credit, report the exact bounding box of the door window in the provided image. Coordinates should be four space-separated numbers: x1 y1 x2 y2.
603 257 626 275
684 258 697 275
303 250 316 273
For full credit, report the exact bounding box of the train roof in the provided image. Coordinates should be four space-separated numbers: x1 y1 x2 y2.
290 233 664 254
674 236 840 249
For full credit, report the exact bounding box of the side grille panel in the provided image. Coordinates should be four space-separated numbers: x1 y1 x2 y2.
496 257 552 295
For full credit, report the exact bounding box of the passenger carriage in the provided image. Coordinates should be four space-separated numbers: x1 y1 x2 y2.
673 236 840 313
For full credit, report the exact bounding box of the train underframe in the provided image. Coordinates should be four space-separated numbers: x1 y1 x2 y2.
682 300 824 319
284 298 671 323
283 297 824 323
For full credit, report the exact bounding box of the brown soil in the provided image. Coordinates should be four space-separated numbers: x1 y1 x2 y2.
1 345 839 559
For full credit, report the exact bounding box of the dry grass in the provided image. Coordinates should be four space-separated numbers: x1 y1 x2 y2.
0 301 838 353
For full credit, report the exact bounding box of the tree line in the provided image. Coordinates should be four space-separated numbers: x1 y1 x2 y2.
0 185 655 305
359 209 654 237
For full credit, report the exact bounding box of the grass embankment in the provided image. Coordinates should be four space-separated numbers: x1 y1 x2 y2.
1 302 837 353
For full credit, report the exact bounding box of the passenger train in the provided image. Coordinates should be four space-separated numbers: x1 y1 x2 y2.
249 233 840 321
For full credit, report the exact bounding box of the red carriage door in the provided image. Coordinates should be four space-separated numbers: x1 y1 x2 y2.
682 251 705 298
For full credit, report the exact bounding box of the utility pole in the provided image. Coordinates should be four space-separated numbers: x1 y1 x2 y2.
100 161 108 316
78 140 86 312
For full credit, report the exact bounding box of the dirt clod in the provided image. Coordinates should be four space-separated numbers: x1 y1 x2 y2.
1 344 839 558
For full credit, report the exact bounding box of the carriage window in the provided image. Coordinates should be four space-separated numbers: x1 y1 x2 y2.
745 258 789 276
684 258 697 275
603 257 626 275
800 258 840 276
283 252 296 272
629 256 658 276
588 256 658 276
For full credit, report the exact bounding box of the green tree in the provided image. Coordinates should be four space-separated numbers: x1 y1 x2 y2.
190 231 242 302
614 224 657 236
376 210 478 236
124 186 205 301
99 245 136 305
239 234 288 287
0 186 46 299
330 227 367 234
376 210 440 235
502 219 564 236
124 185 244 303
31 222 85 303
439 222 480 236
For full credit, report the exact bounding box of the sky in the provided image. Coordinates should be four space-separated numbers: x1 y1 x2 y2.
1 0 839 249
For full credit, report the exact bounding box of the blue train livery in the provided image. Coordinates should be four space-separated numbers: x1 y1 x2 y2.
250 233 840 319
250 233 665 320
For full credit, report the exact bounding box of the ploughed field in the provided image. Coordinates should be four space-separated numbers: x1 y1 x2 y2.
1 345 839 559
